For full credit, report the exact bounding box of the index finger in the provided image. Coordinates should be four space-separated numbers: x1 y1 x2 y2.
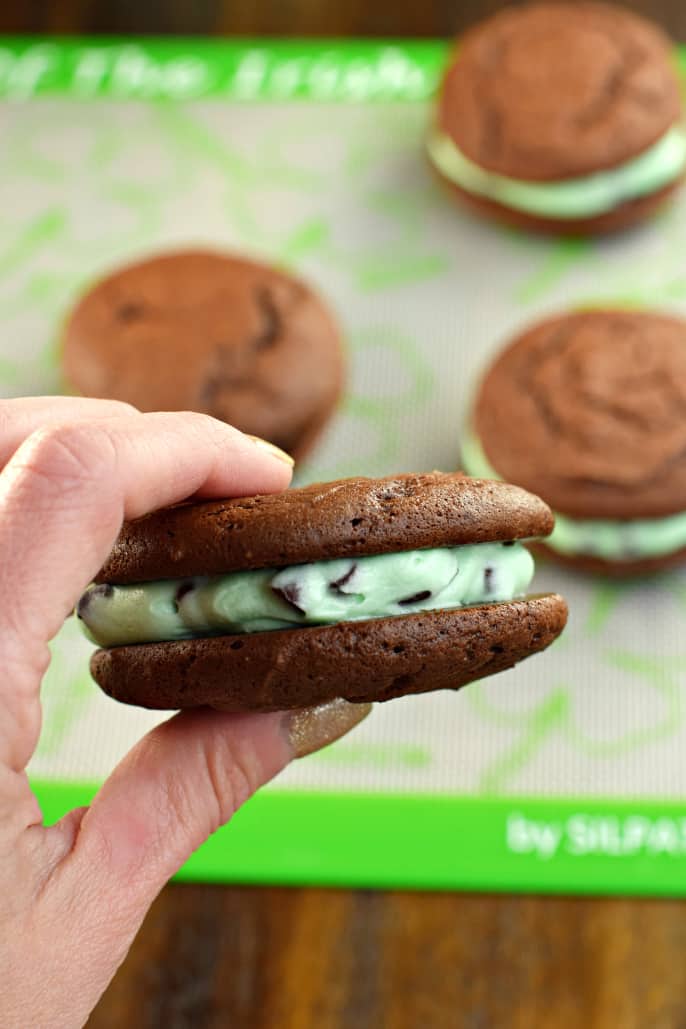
0 410 293 767
0 396 139 468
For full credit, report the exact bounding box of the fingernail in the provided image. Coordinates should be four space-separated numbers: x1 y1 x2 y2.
285 699 373 758
247 434 295 467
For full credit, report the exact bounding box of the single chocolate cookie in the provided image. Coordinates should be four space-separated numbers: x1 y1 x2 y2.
428 2 686 235
96 473 554 584
463 309 686 574
62 249 344 462
78 472 567 711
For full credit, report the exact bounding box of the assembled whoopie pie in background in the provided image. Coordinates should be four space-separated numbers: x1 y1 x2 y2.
62 249 344 462
428 2 686 235
77 473 568 711
463 309 686 575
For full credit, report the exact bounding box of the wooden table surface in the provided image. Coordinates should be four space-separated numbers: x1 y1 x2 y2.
88 886 686 1028
4 1 686 1025
5 0 686 39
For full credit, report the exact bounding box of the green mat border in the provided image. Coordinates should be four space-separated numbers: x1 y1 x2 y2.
0 37 682 102
0 37 449 101
33 781 686 896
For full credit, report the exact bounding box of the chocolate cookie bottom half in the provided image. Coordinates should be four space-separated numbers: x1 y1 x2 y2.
91 597 566 712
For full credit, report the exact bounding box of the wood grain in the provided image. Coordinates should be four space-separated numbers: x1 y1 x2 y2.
88 884 686 1028
4 1 686 1026
3 0 686 37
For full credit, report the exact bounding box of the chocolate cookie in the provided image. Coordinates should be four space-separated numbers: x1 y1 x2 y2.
463 309 686 573
428 2 686 235
96 473 555 583
78 472 567 711
62 249 344 462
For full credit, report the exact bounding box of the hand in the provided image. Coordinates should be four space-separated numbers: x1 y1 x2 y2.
0 397 371 1029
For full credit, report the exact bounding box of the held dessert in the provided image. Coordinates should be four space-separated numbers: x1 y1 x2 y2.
78 473 568 710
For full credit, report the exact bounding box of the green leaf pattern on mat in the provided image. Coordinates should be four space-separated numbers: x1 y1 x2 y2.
35 619 100 759
302 325 434 481
467 573 686 794
514 238 591 305
1 94 684 794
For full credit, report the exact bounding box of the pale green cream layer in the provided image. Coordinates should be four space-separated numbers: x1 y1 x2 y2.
427 125 686 218
78 542 535 647
462 432 686 560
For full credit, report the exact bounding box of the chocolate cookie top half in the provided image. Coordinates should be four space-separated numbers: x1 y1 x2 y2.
439 2 682 181
96 472 554 584
473 309 686 520
62 250 343 456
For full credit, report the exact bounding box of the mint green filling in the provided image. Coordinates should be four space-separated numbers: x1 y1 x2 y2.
78 542 535 647
462 432 686 561
427 125 686 219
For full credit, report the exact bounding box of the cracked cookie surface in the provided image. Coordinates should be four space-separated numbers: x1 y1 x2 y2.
438 2 682 181
62 249 344 460
95 472 554 583
473 309 686 519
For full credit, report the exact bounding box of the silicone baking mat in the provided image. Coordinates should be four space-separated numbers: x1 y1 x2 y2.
5 37 686 896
